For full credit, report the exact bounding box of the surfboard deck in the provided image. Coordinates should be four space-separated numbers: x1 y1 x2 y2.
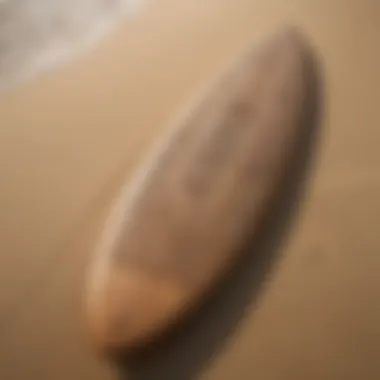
85 26 321 358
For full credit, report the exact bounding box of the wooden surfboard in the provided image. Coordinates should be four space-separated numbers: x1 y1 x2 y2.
85 27 321 358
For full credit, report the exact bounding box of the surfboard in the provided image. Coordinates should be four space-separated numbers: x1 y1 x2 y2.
85 27 321 358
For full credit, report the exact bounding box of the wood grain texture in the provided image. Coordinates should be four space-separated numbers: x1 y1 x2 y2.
85 27 321 358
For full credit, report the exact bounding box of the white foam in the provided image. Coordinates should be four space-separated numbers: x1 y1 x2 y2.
0 0 145 91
